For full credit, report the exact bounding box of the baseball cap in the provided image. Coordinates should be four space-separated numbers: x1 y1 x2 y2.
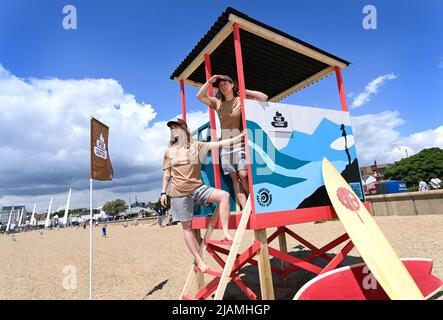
167 118 188 130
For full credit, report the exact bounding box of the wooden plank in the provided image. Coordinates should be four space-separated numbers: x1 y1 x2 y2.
213 197 252 300
277 229 289 272
194 229 205 291
270 66 335 102
177 78 204 89
229 14 348 69
255 229 275 300
319 240 354 275
175 21 234 81
179 206 220 299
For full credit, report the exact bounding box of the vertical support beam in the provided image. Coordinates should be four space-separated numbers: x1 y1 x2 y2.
179 80 187 122
204 54 222 190
193 229 205 291
277 227 289 273
254 229 275 300
335 66 348 112
233 22 256 215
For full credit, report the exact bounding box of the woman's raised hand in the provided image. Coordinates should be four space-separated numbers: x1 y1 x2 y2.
208 75 222 83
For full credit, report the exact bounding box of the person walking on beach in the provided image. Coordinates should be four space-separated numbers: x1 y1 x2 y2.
419 179 429 191
197 75 267 210
102 224 107 238
161 118 244 272
157 207 166 227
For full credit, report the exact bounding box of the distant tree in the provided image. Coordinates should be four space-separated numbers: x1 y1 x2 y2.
102 199 128 216
384 148 443 188
70 208 84 217
55 210 65 217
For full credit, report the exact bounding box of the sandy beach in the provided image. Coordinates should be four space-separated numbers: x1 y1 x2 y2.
0 215 442 300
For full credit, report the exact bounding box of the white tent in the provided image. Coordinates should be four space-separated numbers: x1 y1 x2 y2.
430 178 441 189
364 175 377 186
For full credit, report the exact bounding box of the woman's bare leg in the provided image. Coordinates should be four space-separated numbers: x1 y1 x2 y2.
181 221 207 271
207 189 232 241
229 172 247 209
238 170 249 195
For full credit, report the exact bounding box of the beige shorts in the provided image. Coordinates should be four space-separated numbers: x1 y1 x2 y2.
170 185 215 222
220 147 247 175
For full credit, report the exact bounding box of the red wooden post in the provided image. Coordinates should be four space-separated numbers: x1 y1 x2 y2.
335 66 348 112
179 80 187 122
233 23 256 214
204 54 222 190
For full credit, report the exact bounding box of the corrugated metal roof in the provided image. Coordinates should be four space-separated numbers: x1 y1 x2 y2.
170 7 350 100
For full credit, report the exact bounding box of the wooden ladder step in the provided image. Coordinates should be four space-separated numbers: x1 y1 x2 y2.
204 240 233 246
193 266 222 277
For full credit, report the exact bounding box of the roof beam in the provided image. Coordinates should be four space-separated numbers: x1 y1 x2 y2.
228 14 348 69
175 21 234 81
270 66 336 102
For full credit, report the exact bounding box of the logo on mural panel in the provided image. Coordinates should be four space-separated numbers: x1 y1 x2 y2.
257 188 272 207
271 111 288 128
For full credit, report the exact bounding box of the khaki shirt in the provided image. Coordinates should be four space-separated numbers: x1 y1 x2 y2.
210 97 244 148
163 140 210 197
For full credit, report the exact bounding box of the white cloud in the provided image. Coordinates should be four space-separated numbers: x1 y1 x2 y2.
351 111 443 165
0 64 209 210
1 64 442 210
351 73 397 109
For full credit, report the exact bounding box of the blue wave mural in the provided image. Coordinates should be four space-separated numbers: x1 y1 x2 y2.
281 118 356 162
246 118 362 214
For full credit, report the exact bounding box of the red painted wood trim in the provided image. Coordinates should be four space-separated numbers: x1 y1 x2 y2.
179 80 187 122
335 66 348 112
204 53 222 190
233 22 256 216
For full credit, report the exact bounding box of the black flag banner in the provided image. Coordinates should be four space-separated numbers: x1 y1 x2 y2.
90 117 114 181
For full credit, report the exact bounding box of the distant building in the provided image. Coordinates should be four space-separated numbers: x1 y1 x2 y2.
360 163 393 180
118 206 155 219
0 206 26 229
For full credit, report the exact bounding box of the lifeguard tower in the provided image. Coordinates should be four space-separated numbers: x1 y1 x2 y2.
170 7 370 300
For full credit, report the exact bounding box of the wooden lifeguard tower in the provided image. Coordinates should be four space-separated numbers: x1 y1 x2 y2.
170 7 368 300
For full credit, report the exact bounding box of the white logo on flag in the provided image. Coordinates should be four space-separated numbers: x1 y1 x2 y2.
94 133 108 160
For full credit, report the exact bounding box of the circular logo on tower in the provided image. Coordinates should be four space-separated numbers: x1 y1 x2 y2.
257 188 272 207
336 187 360 212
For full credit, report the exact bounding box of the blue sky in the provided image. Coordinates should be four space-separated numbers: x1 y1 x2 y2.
0 0 442 209
1 0 442 133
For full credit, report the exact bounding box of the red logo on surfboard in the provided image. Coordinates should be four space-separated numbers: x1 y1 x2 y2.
336 187 360 212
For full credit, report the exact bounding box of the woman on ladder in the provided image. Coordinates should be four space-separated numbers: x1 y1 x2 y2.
196 75 267 210
161 118 244 272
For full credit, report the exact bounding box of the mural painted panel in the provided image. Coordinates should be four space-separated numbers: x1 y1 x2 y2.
244 99 364 214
